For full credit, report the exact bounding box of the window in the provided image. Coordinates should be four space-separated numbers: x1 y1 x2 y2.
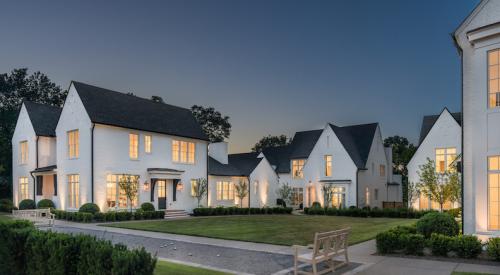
19 141 28 164
67 130 79 159
365 187 370 205
144 135 152 153
488 156 500 230
216 181 234 200
129 134 139 159
106 174 139 209
489 49 500 108
435 148 457 173
291 187 304 206
19 177 29 201
190 179 198 197
374 188 379 201
380 165 386 177
172 140 195 164
331 187 346 208
292 159 305 179
325 155 332 177
68 174 80 208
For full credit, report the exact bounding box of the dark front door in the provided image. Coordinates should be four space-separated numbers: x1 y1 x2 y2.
157 180 166 210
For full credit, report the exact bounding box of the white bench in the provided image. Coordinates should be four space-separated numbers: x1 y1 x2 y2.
292 227 350 275
12 209 55 226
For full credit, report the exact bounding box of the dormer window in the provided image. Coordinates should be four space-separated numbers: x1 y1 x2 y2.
292 159 305 179
489 49 500 108
19 140 28 164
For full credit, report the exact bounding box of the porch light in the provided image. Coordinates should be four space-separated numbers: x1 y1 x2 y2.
176 182 184 191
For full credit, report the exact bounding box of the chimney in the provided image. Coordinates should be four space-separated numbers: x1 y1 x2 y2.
209 142 228 164
384 146 393 181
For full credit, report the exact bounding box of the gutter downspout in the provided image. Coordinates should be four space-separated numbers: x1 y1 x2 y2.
91 123 95 203
247 176 251 210
356 169 359 208
206 143 209 207
31 136 39 201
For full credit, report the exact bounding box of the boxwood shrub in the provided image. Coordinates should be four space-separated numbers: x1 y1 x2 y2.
0 219 156 274
430 233 454 256
416 212 459 237
454 235 483 259
140 202 155 212
79 203 100 214
487 237 500 261
19 199 36 210
36 199 55 209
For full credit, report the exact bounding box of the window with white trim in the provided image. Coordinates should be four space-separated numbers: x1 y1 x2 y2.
292 159 305 179
365 187 370 206
191 179 198 197
19 141 28 164
489 49 500 108
129 134 139 159
379 165 386 177
106 174 139 209
216 181 234 200
488 156 500 230
68 130 79 159
144 135 152 153
435 148 456 173
172 140 195 164
325 155 332 177
68 174 80 208
19 177 29 201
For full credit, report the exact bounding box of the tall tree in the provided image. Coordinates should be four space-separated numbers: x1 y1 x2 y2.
384 135 417 206
191 105 231 143
0 68 67 199
252 135 291 153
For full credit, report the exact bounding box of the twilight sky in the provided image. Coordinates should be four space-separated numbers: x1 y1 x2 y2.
0 0 478 153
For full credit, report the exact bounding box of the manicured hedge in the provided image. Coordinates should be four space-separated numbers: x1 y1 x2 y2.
0 219 156 274
303 206 434 219
192 206 293 216
140 202 155 212
19 199 36 210
487 237 500 261
52 210 165 223
36 199 55 209
79 203 101 214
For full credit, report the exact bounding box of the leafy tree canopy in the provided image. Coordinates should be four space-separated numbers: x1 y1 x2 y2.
191 105 231 143
252 134 290 153
383 135 416 177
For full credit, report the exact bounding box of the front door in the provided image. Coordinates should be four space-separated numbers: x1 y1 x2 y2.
157 180 167 210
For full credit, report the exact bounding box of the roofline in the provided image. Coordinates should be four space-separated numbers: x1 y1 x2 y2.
21 100 61 138
454 0 488 37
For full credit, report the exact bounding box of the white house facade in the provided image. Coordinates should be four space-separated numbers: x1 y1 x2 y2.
455 0 500 238
407 108 461 210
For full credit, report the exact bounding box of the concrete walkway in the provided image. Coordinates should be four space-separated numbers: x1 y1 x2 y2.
45 220 500 275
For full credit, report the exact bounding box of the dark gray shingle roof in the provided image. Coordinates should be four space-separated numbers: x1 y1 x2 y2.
329 123 378 169
208 152 262 176
419 110 461 145
23 101 62 137
72 81 208 141
289 130 323 159
262 145 293 173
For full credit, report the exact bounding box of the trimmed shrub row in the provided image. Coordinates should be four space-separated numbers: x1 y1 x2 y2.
416 212 459 237
304 206 434 219
0 219 156 274
52 209 165 223
193 206 293 216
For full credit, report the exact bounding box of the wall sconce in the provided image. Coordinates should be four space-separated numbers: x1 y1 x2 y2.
143 181 150 191
176 182 184 191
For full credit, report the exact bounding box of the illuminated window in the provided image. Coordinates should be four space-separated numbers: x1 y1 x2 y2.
291 187 303 206
380 165 386 177
129 134 139 159
325 155 332 177
292 159 305 179
216 181 234 200
67 130 79 159
19 141 28 164
489 49 500 108
19 177 29 201
144 135 152 153
106 174 139 209
435 148 457 173
191 179 198 197
172 140 196 164
331 187 346 208
68 174 80 209
488 156 500 230
374 188 379 201
365 187 370 206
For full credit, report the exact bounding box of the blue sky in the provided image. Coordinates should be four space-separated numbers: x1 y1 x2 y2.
0 0 478 152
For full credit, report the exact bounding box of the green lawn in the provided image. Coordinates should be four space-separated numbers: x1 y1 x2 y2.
104 215 416 246
154 260 230 275
451 273 496 275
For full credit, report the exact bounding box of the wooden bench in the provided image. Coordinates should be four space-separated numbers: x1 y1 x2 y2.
292 227 350 275
12 209 55 226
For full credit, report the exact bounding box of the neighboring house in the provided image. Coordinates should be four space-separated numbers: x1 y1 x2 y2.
13 81 210 213
407 108 461 210
260 123 401 209
455 0 500 238
208 142 279 207
12 101 61 207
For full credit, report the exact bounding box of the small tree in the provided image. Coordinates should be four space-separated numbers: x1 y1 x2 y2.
417 158 455 212
448 165 461 206
118 175 139 212
276 182 293 207
407 181 419 209
193 178 208 207
234 180 249 207
322 184 333 209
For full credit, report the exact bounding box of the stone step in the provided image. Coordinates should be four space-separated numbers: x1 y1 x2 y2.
164 209 190 219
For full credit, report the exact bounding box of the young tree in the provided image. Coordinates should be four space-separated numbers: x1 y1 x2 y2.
276 182 293 207
234 180 249 208
417 158 455 212
192 178 208 207
191 105 231 142
448 165 461 206
322 184 333 209
406 181 419 209
118 175 139 212
252 135 291 153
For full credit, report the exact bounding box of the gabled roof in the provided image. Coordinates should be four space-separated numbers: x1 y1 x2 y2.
329 123 378 169
23 101 62 137
418 110 461 145
72 81 208 141
261 123 379 172
208 152 262 176
454 0 488 36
